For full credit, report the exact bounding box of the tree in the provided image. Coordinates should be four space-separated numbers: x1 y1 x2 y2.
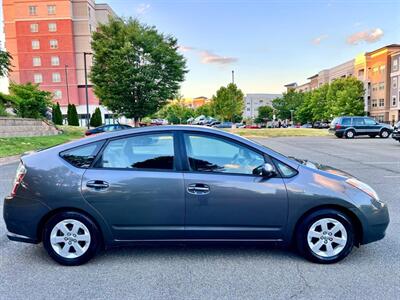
90 107 103 127
52 102 63 125
195 102 214 117
255 105 273 124
212 83 244 122
0 50 12 77
272 90 305 121
67 104 79 126
156 102 195 124
90 18 187 122
9 83 52 119
327 77 364 117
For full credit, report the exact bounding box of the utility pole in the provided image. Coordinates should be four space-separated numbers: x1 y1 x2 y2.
64 65 70 105
84 52 93 129
232 70 235 84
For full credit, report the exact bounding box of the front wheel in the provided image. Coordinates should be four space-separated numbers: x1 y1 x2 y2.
380 129 390 138
345 130 355 139
43 211 101 266
296 209 355 264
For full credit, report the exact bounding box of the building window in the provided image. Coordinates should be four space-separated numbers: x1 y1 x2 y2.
30 24 38 33
32 57 41 67
380 65 385 73
379 82 385 90
377 115 384 123
88 6 91 17
47 5 56 15
33 73 43 83
393 59 399 72
48 23 57 32
372 99 377 107
31 40 40 50
54 90 62 100
393 78 398 89
379 99 385 107
89 24 92 34
392 96 397 107
29 6 37 16
52 73 61 83
49 40 58 49
51 56 60 66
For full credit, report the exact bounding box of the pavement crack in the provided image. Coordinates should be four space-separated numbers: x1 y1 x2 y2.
290 263 311 299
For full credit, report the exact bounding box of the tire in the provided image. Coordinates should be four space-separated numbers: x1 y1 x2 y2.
43 211 101 266
380 129 390 139
295 209 355 264
345 130 355 139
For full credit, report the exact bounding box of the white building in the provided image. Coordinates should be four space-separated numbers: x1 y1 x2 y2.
244 93 281 119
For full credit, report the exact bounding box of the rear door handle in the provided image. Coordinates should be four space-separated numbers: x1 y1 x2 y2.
187 183 210 195
86 180 109 190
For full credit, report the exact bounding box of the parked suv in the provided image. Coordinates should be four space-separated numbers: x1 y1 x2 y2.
392 121 400 142
329 116 392 139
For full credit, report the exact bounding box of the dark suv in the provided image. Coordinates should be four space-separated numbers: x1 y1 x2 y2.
392 121 400 142
329 116 393 139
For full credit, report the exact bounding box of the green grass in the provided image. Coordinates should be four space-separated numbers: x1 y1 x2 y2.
0 126 85 158
224 128 330 138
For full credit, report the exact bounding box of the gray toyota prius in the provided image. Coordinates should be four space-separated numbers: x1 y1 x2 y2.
4 126 389 265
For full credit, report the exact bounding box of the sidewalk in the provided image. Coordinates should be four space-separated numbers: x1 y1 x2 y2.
0 155 20 166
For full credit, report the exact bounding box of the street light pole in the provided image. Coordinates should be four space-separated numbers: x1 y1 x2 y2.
232 70 235 84
64 64 70 105
290 109 294 125
84 52 93 129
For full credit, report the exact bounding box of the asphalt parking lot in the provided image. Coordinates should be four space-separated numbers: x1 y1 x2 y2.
1 136 399 299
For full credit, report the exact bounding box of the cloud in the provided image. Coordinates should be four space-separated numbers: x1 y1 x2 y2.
199 50 238 65
346 28 384 45
178 45 195 52
136 3 151 15
312 35 328 45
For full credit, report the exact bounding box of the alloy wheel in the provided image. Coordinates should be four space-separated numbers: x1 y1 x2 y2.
50 219 91 259
381 130 389 138
307 218 347 258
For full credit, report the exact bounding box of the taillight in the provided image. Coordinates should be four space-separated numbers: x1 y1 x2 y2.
335 124 341 129
11 162 26 197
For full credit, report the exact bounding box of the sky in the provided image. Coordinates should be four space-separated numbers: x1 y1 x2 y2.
1 0 400 97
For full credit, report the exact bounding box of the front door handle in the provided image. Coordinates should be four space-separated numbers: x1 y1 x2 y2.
187 183 210 195
86 180 109 190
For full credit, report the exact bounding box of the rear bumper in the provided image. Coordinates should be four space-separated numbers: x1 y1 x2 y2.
3 195 50 243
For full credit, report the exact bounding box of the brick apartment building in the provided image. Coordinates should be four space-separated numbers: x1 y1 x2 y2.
3 0 116 126
286 44 400 123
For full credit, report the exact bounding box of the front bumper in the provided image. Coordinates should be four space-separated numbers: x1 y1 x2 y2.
3 195 50 244
392 131 400 141
358 203 390 245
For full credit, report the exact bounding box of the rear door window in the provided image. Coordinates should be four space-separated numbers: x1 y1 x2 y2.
364 118 376 125
353 118 365 126
60 141 104 168
341 118 352 126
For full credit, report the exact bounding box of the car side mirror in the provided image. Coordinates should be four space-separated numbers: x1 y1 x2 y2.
253 163 277 178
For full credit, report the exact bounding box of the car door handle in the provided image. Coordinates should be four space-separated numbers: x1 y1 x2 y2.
187 183 210 195
86 180 109 190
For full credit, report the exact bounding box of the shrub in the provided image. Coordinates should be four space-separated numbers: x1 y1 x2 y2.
52 102 63 125
67 104 79 126
90 107 102 127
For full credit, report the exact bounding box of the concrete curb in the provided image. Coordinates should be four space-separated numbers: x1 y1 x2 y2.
0 155 21 166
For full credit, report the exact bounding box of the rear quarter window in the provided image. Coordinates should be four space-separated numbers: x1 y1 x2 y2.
341 118 352 126
60 141 104 168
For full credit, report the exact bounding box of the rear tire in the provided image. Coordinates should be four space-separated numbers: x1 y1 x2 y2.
296 209 354 264
43 211 101 266
380 129 390 138
345 130 355 139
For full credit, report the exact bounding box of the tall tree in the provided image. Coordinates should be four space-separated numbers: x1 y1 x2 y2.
156 102 195 124
0 50 12 77
212 83 244 122
90 18 187 122
272 90 305 121
255 105 274 124
90 107 103 127
67 104 79 126
52 102 63 125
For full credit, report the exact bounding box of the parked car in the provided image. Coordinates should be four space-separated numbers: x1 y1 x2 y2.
85 124 132 136
301 123 313 128
392 121 400 142
207 121 221 127
313 122 330 129
329 116 393 139
213 122 233 128
4 126 389 265
245 124 260 129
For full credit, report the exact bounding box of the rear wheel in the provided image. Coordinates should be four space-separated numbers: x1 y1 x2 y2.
296 209 355 264
345 130 355 139
43 211 101 266
380 129 390 138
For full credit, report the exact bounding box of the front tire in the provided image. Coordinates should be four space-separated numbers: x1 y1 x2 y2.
296 209 354 264
380 129 390 138
43 211 101 266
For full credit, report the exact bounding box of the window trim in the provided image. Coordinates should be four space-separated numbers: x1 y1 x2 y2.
91 131 180 172
180 131 268 177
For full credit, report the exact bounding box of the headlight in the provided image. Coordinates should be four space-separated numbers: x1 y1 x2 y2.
346 178 380 201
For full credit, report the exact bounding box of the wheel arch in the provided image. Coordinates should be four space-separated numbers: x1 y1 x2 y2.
291 204 363 247
37 207 105 248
